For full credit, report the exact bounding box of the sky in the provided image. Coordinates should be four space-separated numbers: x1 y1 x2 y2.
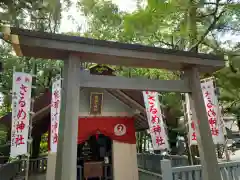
59 0 240 44
60 0 138 33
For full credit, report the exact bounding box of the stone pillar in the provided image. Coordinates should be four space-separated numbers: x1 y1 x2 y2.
54 54 80 180
185 67 221 180
46 152 57 180
112 140 139 180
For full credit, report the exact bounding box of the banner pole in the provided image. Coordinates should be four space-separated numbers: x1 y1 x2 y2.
25 62 36 180
182 93 194 165
25 98 34 180
212 78 230 161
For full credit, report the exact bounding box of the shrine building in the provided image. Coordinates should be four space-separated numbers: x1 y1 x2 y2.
0 64 166 180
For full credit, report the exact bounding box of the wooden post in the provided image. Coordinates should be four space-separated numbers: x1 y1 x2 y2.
161 160 172 180
185 67 221 180
181 93 193 165
23 64 35 180
55 54 80 180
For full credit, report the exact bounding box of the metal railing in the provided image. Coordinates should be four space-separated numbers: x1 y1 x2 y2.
137 153 189 174
161 159 240 180
0 160 22 180
138 168 162 180
0 157 47 180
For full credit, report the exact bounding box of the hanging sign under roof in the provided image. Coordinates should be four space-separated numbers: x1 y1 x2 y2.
89 92 103 115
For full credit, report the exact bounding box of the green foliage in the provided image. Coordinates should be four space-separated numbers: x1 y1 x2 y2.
40 133 48 154
0 144 10 156
215 52 240 119
0 124 7 145
0 0 71 32
0 43 63 116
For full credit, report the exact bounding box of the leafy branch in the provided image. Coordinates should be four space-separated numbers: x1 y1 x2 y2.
189 0 225 51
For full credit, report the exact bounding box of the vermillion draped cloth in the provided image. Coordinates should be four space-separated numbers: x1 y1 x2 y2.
78 117 136 144
48 117 136 151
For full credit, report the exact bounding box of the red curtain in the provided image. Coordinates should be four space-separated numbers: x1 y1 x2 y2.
48 116 136 151
78 117 136 144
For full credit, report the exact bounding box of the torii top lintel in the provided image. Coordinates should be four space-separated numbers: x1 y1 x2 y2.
3 27 224 72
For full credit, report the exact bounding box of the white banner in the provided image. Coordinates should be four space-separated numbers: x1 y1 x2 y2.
186 94 198 145
10 72 32 157
50 77 62 153
142 91 169 150
187 79 225 145
201 80 225 144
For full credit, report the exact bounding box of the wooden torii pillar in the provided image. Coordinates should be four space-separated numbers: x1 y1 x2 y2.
3 27 224 180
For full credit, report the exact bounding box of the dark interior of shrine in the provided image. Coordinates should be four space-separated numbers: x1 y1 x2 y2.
77 134 113 179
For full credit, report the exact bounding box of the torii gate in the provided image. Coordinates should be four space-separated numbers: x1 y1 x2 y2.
3 27 224 180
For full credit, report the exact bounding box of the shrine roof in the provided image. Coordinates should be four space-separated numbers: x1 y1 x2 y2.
0 89 149 132
3 27 225 73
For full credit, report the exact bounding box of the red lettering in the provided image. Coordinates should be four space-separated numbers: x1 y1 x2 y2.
20 84 28 93
205 91 210 97
151 115 159 124
16 121 25 133
52 99 60 109
156 136 165 146
54 90 60 99
192 132 197 140
149 105 158 114
16 77 21 82
209 118 217 127
148 96 155 105
191 121 195 130
15 135 25 146
207 109 216 117
146 91 155 95
25 77 30 83
52 122 58 132
207 101 214 109
53 133 58 144
17 108 26 120
18 96 26 107
211 127 219 136
151 125 161 135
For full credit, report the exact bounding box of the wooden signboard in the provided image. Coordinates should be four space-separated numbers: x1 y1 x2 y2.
84 161 103 179
90 92 103 115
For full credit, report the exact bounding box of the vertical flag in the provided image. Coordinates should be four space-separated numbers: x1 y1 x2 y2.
50 77 62 153
187 79 225 145
11 72 32 157
142 91 169 150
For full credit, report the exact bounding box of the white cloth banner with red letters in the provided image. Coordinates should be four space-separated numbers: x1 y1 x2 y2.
142 91 169 150
10 72 32 157
188 79 225 145
50 77 62 153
